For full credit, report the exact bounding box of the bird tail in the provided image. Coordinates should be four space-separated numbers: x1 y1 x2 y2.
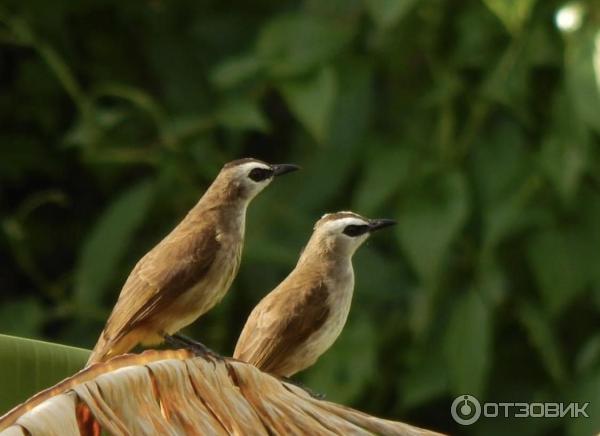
86 333 113 367
86 332 135 367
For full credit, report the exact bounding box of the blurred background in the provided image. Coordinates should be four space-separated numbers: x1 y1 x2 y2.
1 0 599 434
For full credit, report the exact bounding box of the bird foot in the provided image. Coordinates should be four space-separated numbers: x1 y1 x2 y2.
163 334 223 362
281 377 326 400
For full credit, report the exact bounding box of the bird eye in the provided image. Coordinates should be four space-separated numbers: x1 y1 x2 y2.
343 224 369 237
248 167 273 182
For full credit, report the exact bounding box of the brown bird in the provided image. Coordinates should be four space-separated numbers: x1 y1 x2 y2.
233 211 395 377
86 158 299 366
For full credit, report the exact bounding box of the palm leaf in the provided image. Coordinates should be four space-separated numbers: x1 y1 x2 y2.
0 334 90 413
0 348 443 435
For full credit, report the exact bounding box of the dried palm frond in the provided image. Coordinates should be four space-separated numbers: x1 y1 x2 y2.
0 349 444 436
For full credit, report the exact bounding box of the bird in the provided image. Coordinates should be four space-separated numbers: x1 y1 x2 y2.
233 211 395 377
86 158 300 366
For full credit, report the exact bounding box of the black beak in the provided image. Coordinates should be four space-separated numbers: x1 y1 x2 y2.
271 163 301 177
368 218 396 232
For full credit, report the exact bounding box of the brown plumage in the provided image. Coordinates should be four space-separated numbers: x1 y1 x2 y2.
87 159 299 366
234 211 395 377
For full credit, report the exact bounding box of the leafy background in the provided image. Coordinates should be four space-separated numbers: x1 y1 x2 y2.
1 0 599 434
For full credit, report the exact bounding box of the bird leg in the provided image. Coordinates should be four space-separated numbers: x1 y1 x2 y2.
280 377 326 400
163 333 222 361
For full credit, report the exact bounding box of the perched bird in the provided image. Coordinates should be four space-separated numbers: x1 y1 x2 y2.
234 211 395 377
86 158 299 366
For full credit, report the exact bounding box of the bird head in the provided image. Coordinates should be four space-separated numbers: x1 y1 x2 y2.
312 211 396 257
218 158 300 202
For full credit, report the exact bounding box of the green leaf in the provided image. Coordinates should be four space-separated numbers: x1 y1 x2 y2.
476 258 508 307
575 334 600 375
482 42 530 115
401 356 449 410
396 172 469 283
527 228 591 315
74 180 155 308
280 67 337 143
565 26 600 134
540 136 588 204
472 123 529 201
482 176 542 251
216 99 268 132
453 5 508 68
294 140 362 212
354 145 412 215
63 106 128 148
354 246 401 299
210 54 263 89
364 0 420 29
164 114 214 142
443 291 492 397
567 369 600 436
470 124 540 250
302 315 376 404
482 0 536 33
305 0 363 17
517 303 567 384
327 59 373 148
92 83 166 128
0 299 44 337
256 13 352 77
540 92 590 203
407 284 437 338
0 334 89 414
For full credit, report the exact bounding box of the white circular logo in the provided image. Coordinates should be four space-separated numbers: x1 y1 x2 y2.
451 395 481 425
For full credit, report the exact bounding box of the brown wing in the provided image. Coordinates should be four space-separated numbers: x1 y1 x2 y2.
234 274 330 376
91 224 220 359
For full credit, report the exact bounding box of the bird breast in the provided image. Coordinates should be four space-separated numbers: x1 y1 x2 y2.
166 227 244 334
294 265 355 371
317 270 354 342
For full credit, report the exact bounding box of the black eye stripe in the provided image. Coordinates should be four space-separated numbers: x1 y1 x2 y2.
248 167 273 182
343 224 369 237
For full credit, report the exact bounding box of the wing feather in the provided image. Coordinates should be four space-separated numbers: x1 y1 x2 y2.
93 224 220 356
234 274 330 375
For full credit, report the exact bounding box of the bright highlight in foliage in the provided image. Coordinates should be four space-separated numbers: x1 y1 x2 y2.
555 2 584 32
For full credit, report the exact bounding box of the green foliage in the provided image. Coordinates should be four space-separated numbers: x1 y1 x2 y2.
565 26 600 134
482 0 536 33
527 227 591 315
304 314 377 404
280 67 338 143
1 0 600 433
0 334 89 413
518 303 567 384
396 171 469 284
75 180 155 308
443 291 492 398
364 0 420 29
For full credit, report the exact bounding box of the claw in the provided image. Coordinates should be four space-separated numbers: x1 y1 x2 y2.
163 333 223 365
281 376 326 400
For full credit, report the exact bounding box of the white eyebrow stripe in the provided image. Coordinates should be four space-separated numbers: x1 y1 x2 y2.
324 217 370 231
320 210 357 220
236 162 271 172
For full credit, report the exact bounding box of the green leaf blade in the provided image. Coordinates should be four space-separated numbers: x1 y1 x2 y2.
396 172 469 283
74 180 155 308
257 13 352 77
0 334 89 414
443 292 492 397
280 67 337 143
364 0 420 29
